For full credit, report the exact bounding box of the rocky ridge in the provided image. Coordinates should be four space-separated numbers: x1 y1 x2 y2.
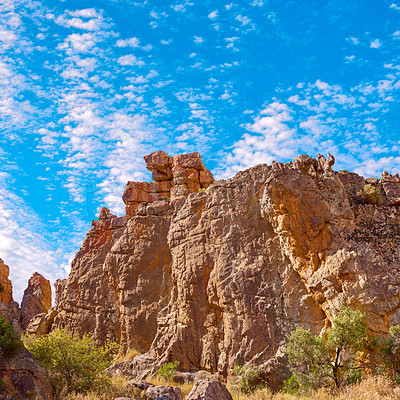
32 151 400 390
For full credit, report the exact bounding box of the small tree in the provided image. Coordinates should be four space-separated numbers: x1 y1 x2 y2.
24 329 118 395
156 361 180 381
285 307 369 393
0 316 21 358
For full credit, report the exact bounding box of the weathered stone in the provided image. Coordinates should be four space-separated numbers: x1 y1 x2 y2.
186 380 233 400
0 259 13 305
0 348 53 400
170 184 189 198
199 170 214 187
123 188 153 204
43 151 400 392
25 308 58 336
146 385 183 400
172 153 205 170
153 181 172 193
21 272 51 329
126 379 154 391
144 151 170 171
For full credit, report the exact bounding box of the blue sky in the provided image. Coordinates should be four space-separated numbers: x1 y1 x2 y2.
1 0 400 301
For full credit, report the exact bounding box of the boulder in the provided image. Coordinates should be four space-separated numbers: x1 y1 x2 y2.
186 380 233 400
146 385 183 400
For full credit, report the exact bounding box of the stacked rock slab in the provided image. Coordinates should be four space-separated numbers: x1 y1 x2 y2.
122 151 214 217
47 151 400 390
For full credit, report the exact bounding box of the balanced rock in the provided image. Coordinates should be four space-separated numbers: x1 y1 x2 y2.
21 272 51 329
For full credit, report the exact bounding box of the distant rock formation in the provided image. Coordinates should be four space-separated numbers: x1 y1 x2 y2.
21 272 52 329
38 151 400 390
0 265 53 399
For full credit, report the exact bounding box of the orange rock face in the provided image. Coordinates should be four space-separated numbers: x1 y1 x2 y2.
21 272 52 329
0 258 13 305
47 151 400 390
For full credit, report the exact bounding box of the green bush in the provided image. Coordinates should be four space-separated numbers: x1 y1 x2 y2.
156 361 180 381
285 307 370 393
0 284 4 293
232 365 267 394
0 316 21 358
23 329 118 396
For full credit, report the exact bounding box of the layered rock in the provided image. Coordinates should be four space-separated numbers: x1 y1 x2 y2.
44 151 400 390
21 272 51 329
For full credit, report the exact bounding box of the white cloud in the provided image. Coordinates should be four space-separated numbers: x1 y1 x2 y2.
58 33 95 54
370 39 382 48
117 54 145 66
217 102 296 178
116 37 140 47
194 36 204 43
208 10 218 19
390 3 400 10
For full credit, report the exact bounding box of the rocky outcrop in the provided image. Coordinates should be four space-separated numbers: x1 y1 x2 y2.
186 380 233 400
21 272 52 329
0 259 13 305
0 347 53 400
42 151 400 390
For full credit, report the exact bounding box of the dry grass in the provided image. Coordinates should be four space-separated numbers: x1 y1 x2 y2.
64 376 142 400
147 375 195 398
113 347 141 363
232 375 400 400
63 374 195 400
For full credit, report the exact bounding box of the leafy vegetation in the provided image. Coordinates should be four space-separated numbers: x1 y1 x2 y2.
284 307 371 393
156 360 180 381
0 315 21 358
232 365 267 394
0 284 4 293
23 329 119 396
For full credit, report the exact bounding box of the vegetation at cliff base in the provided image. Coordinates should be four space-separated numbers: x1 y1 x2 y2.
284 307 374 393
23 329 119 396
0 316 21 358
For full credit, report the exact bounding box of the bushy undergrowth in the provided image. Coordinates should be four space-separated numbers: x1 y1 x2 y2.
0 315 21 358
23 329 118 397
156 360 180 381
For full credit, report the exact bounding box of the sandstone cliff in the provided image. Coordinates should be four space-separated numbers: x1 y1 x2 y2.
43 151 400 389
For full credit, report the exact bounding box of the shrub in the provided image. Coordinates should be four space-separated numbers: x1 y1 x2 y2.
24 329 119 395
285 307 370 393
0 316 21 358
0 284 4 293
156 361 180 381
232 365 267 394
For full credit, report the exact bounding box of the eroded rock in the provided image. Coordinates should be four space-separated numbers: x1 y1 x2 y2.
21 272 52 329
186 380 233 400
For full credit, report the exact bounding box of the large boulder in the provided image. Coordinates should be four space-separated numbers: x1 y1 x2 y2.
186 380 233 400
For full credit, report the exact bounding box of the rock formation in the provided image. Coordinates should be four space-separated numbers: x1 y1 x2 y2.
0 259 13 305
0 348 53 400
41 151 400 390
21 272 52 329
